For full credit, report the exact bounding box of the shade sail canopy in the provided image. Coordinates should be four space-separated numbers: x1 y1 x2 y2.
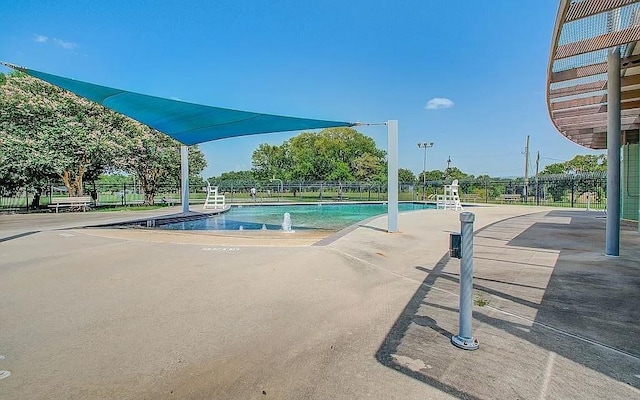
547 0 640 149
1 62 353 145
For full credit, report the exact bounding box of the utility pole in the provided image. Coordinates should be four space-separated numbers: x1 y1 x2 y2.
417 142 434 201
535 150 540 205
523 135 530 201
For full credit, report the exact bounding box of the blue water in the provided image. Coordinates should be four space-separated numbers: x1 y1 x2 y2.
160 202 434 231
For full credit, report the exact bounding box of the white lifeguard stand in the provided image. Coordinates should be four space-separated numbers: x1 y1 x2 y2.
437 179 463 211
203 181 226 209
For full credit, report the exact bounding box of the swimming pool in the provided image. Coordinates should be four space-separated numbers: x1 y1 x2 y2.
160 202 435 231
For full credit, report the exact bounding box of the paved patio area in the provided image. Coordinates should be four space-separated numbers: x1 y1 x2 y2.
0 206 638 399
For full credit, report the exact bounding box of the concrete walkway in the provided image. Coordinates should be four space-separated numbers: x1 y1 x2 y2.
0 206 638 399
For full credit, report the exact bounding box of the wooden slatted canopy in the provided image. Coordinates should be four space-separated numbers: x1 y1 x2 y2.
547 0 640 149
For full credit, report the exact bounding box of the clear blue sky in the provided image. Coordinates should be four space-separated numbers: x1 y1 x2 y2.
0 0 602 178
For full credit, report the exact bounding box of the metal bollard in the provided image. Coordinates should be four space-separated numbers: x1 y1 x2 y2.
451 212 479 350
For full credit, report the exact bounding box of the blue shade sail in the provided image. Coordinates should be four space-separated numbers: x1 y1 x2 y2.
2 63 353 145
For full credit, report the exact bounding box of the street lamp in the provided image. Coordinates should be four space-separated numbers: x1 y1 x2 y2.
417 142 434 201
270 176 283 202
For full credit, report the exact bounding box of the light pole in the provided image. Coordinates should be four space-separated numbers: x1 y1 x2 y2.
417 142 434 201
270 176 283 202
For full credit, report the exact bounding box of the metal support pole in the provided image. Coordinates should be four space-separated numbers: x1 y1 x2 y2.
387 120 399 233
181 145 189 213
452 212 479 351
606 48 621 256
422 148 427 200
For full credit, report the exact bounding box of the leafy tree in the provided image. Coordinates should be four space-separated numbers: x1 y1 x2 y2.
251 127 385 182
565 154 606 173
540 162 565 175
0 72 126 203
115 119 206 205
541 154 606 175
0 72 206 206
418 170 445 183
251 143 292 180
351 153 379 181
96 173 130 185
210 170 255 182
540 154 606 202
445 167 469 181
398 168 415 183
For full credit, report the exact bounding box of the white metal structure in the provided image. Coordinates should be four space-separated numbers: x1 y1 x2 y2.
203 181 226 210
437 179 463 211
546 0 640 255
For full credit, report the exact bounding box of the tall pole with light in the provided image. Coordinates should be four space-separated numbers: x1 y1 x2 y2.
270 176 283 202
417 142 434 201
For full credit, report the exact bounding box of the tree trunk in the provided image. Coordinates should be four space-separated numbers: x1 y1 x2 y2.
138 168 161 206
31 189 41 209
144 192 155 205
60 164 86 196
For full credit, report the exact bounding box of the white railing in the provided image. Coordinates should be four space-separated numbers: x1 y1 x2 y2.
436 179 463 211
203 181 226 209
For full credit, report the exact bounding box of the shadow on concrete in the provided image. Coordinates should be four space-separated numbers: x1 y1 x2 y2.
376 210 640 398
0 231 40 243
356 224 388 233
375 251 482 400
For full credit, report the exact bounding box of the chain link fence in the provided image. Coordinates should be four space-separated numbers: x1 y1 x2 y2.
1 172 607 212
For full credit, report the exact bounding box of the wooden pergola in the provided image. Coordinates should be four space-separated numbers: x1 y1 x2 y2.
547 0 640 256
547 0 640 149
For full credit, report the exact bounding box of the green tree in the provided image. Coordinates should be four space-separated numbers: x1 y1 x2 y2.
540 162 566 175
252 127 385 182
115 119 206 205
541 154 606 175
351 153 380 181
251 143 292 180
540 154 606 202
398 168 416 183
418 170 445 182
0 72 126 203
96 173 130 185
1 72 208 206
445 167 469 181
210 170 255 182
565 154 606 173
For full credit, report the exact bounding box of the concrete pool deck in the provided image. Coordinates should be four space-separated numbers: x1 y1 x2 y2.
0 205 638 399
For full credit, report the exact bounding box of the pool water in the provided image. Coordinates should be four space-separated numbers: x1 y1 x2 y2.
160 202 434 231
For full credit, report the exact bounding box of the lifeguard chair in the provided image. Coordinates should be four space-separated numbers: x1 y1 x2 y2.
203 181 226 209
436 179 463 211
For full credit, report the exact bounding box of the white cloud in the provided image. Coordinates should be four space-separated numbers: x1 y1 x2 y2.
33 34 78 50
425 97 454 110
53 38 78 50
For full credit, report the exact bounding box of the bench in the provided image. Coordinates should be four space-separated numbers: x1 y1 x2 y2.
499 194 521 203
48 196 92 213
462 194 478 202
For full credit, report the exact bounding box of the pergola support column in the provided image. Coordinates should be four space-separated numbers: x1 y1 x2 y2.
606 48 621 256
387 120 398 233
181 145 189 214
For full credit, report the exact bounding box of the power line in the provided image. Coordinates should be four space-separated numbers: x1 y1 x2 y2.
540 156 566 162
447 153 521 159
474 168 522 174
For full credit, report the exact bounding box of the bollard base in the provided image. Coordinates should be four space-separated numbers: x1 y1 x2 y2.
451 335 479 351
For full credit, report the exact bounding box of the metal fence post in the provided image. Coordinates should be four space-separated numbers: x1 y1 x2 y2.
452 212 479 351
